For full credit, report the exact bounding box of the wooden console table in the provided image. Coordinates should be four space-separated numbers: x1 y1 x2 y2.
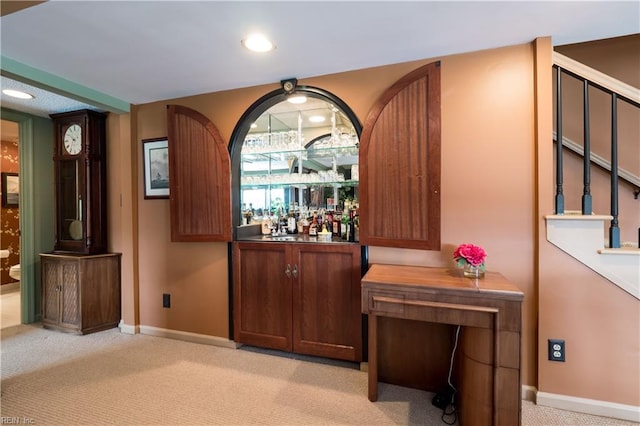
361 264 524 426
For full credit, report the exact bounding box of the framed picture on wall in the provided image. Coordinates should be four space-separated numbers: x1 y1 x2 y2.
1 172 19 207
143 138 170 199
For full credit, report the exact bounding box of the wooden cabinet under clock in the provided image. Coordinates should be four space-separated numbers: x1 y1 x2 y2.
50 109 108 254
41 252 121 334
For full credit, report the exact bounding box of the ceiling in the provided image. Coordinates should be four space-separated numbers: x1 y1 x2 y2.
1 0 638 123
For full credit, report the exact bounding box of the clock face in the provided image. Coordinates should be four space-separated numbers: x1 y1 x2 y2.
63 124 82 155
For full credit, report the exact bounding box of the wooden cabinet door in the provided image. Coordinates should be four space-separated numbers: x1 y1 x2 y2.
167 105 232 242
59 260 80 328
293 244 362 361
41 258 80 330
359 61 441 250
233 242 293 352
41 259 60 326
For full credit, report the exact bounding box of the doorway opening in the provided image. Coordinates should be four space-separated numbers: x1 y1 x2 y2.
1 119 21 328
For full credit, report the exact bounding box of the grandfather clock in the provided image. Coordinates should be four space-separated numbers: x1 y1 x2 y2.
50 109 107 254
41 109 121 335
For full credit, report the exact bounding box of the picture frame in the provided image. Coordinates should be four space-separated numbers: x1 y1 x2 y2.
142 137 170 199
1 172 19 207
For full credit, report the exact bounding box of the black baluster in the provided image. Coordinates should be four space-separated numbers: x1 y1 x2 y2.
582 80 592 215
609 93 620 248
555 66 564 214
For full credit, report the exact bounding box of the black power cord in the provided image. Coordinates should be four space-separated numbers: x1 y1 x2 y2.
433 325 461 425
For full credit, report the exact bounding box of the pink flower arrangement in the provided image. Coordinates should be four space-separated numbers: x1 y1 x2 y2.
453 243 487 269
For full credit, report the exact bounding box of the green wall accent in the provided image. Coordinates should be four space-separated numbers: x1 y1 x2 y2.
1 108 55 323
1 56 130 114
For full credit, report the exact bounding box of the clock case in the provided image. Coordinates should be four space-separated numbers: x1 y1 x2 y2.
50 110 108 254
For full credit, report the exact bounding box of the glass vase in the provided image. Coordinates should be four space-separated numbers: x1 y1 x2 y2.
463 263 484 278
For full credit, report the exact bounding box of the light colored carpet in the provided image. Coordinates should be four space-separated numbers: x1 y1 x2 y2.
1 325 452 425
0 291 637 425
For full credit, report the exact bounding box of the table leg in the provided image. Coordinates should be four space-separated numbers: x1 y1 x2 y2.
368 313 378 401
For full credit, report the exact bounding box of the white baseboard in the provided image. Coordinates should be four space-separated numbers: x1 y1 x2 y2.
537 391 640 423
521 385 537 402
118 320 139 335
138 325 239 349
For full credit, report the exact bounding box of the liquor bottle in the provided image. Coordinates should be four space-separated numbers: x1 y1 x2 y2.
325 211 334 237
287 212 297 234
347 210 355 242
353 209 360 242
279 214 288 234
309 213 318 236
332 213 341 237
341 212 349 239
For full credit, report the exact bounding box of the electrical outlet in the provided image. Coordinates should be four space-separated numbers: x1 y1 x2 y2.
548 339 565 362
162 293 171 308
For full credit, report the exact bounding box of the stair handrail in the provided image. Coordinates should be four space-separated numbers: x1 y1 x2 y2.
553 52 640 104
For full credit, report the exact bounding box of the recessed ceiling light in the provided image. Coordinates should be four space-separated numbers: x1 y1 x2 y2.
309 115 325 123
287 95 307 104
242 33 275 53
2 89 34 99
250 123 257 129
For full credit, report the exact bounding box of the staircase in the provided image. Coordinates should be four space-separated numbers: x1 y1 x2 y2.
546 52 640 300
546 213 639 299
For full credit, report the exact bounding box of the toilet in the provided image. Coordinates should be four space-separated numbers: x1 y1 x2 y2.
9 264 20 281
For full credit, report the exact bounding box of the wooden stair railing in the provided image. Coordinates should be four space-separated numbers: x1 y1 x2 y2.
553 52 640 248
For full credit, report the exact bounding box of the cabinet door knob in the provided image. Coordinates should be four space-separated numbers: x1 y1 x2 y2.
285 264 292 278
292 264 298 279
